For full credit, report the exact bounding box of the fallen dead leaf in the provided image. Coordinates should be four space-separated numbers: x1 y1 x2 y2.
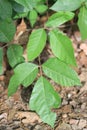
0 113 7 120
79 82 87 94
8 109 16 121
15 111 41 124
56 122 72 130
79 69 87 82
80 43 87 55
16 19 27 35
61 105 72 113
69 119 79 125
74 31 81 42
78 51 87 67
14 19 27 42
78 119 87 129
0 76 5 81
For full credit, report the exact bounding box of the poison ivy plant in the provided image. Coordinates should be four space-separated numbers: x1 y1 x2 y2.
50 0 87 40
13 0 48 27
1 0 87 128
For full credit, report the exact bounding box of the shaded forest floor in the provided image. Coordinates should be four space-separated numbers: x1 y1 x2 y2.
0 19 87 130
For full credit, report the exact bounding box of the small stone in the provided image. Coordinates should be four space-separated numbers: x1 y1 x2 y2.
62 99 68 105
79 71 87 82
83 129 87 130
0 126 6 130
70 100 77 108
56 122 72 130
78 119 87 129
16 111 41 124
0 118 7 123
14 121 20 125
6 126 13 130
62 114 68 118
0 113 7 120
70 119 79 125
35 125 42 130
68 93 72 99
72 124 79 130
82 113 87 118
81 103 86 110
35 125 48 130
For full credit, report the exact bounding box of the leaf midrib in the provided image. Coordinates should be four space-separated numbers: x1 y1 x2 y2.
52 30 75 65
46 14 72 26
41 77 54 119
43 65 78 83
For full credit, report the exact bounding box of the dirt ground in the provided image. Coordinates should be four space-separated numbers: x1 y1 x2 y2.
0 19 87 130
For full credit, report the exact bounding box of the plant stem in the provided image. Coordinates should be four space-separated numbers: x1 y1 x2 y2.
38 55 43 76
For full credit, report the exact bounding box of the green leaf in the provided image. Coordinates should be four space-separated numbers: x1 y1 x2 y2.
13 12 28 19
0 20 16 43
14 0 37 11
28 10 38 27
85 2 87 8
30 76 61 127
35 5 48 14
78 6 87 40
35 0 46 3
0 0 12 20
49 29 76 66
7 44 24 68
50 0 82 11
8 62 38 96
27 29 47 61
0 48 3 75
11 1 28 13
42 58 81 86
45 12 74 27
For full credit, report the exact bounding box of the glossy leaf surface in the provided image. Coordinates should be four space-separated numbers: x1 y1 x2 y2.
46 12 74 27
27 29 47 61
14 0 36 10
29 10 38 27
35 5 48 14
8 63 38 96
30 76 61 127
0 20 16 43
50 0 82 11
42 58 81 86
78 6 87 40
7 44 24 68
0 0 12 20
49 29 76 66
